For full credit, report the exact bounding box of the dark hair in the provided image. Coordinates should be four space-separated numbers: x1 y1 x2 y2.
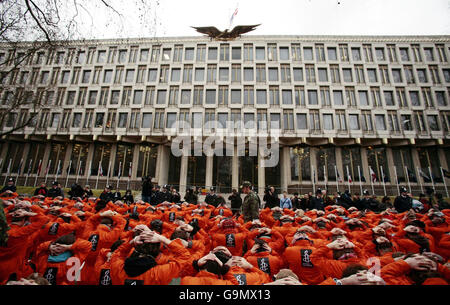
95 199 107 212
170 230 189 241
110 239 125 252
54 233 76 245
341 264 368 278
100 217 113 226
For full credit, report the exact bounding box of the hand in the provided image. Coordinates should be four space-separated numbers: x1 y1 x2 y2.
74 211 85 217
100 210 116 217
232 257 253 269
422 252 444 264
297 225 316 234
348 207 358 212
403 225 420 234
257 227 271 234
330 228 347 236
265 277 302 285
327 239 346 250
404 255 435 271
132 224 150 235
60 213 72 218
326 214 337 220
375 236 390 244
198 252 223 267
372 226 386 235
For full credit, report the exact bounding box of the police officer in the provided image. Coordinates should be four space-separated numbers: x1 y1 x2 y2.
310 188 324 210
99 185 115 202
360 189 382 212
205 187 218 207
0 178 17 196
394 186 413 213
240 181 260 223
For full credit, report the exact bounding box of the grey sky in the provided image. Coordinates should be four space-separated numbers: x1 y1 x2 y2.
92 0 450 39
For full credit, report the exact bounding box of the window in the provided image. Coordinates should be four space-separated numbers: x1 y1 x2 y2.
427 115 439 131
283 110 294 130
375 48 385 61
136 66 146 83
244 87 254 105
256 89 267 105
349 114 359 130
183 65 193 83
333 90 344 106
195 68 204 82
118 49 127 63
417 68 428 83
384 91 395 106
244 67 254 81
345 87 356 107
185 48 194 61
121 87 132 106
142 113 152 128
308 89 318 105
316 44 325 61
218 113 228 129
296 114 307 129
379 65 390 84
159 65 169 83
255 47 265 60
244 113 255 129
424 47 434 61
387 45 397 62
335 111 347 131
303 47 313 60
129 110 141 130
99 87 109 106
220 44 230 61
196 44 206 62
361 111 373 131
282 90 292 105
66 91 76 105
318 68 328 82
192 112 203 129
105 110 118 130
256 64 266 82
280 64 290 82
387 111 400 132
118 113 128 128
367 68 377 83
162 48 171 61
310 111 320 131
40 71 49 84
88 90 97 105
173 45 183 62
436 91 447 106
244 44 253 61
396 88 407 107
355 65 364 83
114 66 124 84
279 47 289 60
404 66 414 83
270 113 281 130
171 68 181 82
401 114 413 131
92 67 102 84
414 112 426 132
268 67 278 81
207 65 217 82
323 114 333 130
443 69 450 82
343 68 353 82
422 87 434 108
409 91 420 106
351 48 361 61
181 89 191 104
400 48 410 61
293 68 303 81
330 65 340 83
231 89 241 104
305 64 315 82
375 114 386 130
320 87 331 106
218 86 228 105
291 44 302 61
339 44 349 61
133 90 143 105
208 47 217 60
83 110 93 129
110 90 120 105
72 113 82 128
232 47 241 60
166 113 177 128
358 90 369 106
412 44 422 62
125 69 135 83
327 47 337 61
157 90 166 104
392 69 402 83
269 87 279 105
81 70 91 84
140 49 149 62
206 89 216 104
144 86 155 105
429 65 440 84
231 64 241 82
267 44 277 61
151 46 160 62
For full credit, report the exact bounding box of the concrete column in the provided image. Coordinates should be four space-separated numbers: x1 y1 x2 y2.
437 147 448 173
132 144 140 179
310 147 317 182
232 146 239 190
360 147 370 185
85 143 95 178
40 142 52 181
280 146 290 193
205 155 213 189
179 155 188 194
20 143 31 175
335 147 344 181
158 145 170 186
63 142 73 175
257 149 265 195
386 148 396 184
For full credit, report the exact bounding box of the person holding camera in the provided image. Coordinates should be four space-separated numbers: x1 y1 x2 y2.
141 176 153 204
263 186 278 209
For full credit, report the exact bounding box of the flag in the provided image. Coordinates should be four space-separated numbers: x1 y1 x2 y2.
336 168 343 183
229 6 238 27
443 168 450 179
37 159 42 175
370 167 377 182
128 162 132 178
418 168 431 182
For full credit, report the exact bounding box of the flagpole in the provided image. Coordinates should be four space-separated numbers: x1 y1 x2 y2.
95 161 101 190
312 168 315 194
127 161 132 190
106 161 111 186
428 166 435 192
45 159 52 185
76 160 82 184
55 160 61 182
3 159 12 186
86 162 91 186
416 167 424 194
380 166 387 196
334 165 339 193
369 166 375 196
65 160 72 188
440 167 449 198
358 165 363 195
405 166 412 194
345 165 350 192
116 161 122 190
17 158 23 184
393 166 400 196
24 159 32 187
323 165 327 190
34 159 42 187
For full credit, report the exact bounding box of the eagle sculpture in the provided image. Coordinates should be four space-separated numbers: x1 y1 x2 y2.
191 24 261 41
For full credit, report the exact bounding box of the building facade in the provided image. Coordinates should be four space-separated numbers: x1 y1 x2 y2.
0 35 449 196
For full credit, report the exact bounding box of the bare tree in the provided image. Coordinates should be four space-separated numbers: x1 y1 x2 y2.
0 0 160 137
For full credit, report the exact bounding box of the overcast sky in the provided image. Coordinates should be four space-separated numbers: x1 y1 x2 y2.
92 0 450 39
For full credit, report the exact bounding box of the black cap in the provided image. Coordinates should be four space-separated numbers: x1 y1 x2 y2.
363 189 370 195
52 181 58 186
315 188 322 195
210 187 215 192
7 178 14 182
400 186 407 193
106 185 112 189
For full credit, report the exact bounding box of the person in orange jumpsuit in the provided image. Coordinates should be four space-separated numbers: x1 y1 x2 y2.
310 237 367 280
35 233 92 285
394 220 436 254
380 253 450 285
224 256 271 285
38 212 83 244
244 222 285 256
94 239 125 285
319 263 386 285
80 210 126 284
423 210 448 257
110 229 190 285
209 218 249 256
0 206 48 284
244 238 285 279
283 227 326 285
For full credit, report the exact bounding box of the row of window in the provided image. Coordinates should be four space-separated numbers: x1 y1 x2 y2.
1 42 448 67
3 108 449 135
3 63 450 87
2 85 448 109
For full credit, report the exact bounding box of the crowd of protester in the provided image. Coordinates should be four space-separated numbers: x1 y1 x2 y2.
0 176 449 286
